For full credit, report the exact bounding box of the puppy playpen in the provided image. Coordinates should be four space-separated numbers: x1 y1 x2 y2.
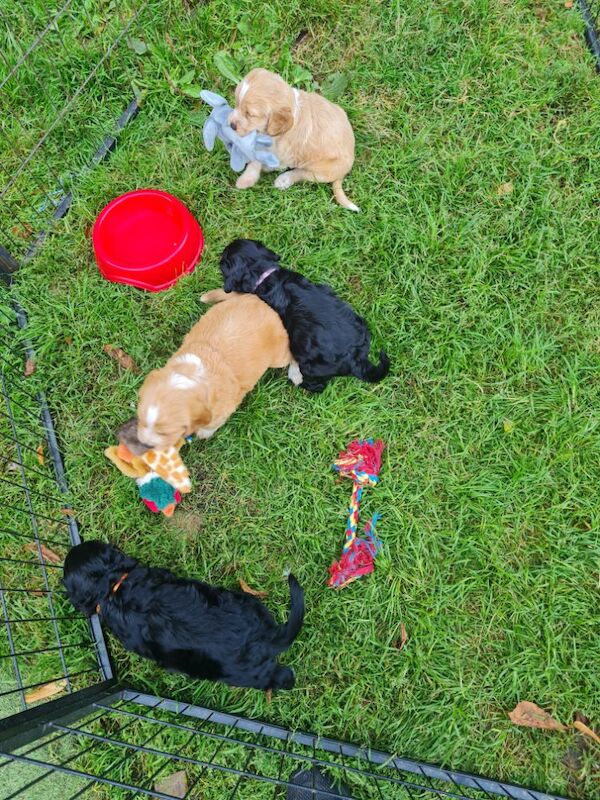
1 2 598 798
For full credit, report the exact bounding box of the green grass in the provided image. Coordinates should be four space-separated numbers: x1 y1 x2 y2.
2 0 600 797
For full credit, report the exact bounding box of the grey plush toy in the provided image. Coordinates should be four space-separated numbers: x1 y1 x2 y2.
200 90 279 173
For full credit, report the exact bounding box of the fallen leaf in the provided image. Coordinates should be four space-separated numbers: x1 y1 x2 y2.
61 507 75 517
25 680 67 704
393 623 409 651
25 542 62 564
239 578 268 599
496 181 514 197
102 344 139 374
564 0 573 7
266 688 272 704
155 771 187 798
36 445 45 465
24 358 36 377
573 720 600 744
508 701 567 731
503 419 515 433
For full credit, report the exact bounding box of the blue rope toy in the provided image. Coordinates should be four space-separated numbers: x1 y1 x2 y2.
200 90 280 173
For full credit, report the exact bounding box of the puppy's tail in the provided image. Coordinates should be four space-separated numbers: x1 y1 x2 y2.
273 573 305 652
332 180 360 212
353 350 390 383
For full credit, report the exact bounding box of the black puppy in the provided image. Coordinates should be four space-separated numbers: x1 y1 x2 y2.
63 540 304 691
219 239 390 393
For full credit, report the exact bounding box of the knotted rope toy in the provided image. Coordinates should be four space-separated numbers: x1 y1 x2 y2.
200 90 280 173
328 438 384 589
105 418 193 517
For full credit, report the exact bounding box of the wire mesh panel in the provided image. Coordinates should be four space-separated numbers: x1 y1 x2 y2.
0 0 149 268
0 691 569 800
0 302 111 720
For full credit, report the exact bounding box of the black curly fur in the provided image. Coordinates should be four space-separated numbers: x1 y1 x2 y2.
63 540 304 691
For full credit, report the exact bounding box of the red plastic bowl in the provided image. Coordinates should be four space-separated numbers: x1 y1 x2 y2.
92 189 204 292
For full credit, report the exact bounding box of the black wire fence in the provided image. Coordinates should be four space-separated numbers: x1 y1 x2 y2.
1 1 598 798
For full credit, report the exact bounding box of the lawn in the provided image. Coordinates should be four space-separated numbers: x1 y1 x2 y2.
2 0 600 797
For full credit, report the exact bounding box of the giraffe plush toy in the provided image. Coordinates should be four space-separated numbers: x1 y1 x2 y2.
105 418 192 517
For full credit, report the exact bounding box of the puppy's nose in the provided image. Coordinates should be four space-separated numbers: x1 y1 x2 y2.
230 120 237 131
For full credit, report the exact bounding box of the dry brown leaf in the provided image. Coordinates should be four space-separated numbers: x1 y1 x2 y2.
266 688 273 704
102 344 139 374
564 0 573 7
508 701 567 731
155 771 187 798
239 578 268 599
496 181 514 197
36 444 45 465
573 720 600 744
61 507 75 517
25 679 67 704
24 358 36 377
397 623 409 650
25 542 62 564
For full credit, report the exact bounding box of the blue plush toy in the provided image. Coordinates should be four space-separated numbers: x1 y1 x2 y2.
200 90 279 173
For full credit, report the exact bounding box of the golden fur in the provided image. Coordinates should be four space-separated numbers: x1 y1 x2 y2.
229 68 358 211
137 290 292 448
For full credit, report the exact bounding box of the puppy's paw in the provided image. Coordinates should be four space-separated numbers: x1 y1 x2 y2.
200 289 226 304
287 362 303 386
236 173 259 189
274 172 294 190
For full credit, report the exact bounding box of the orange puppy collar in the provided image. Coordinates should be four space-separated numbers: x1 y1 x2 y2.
95 572 129 615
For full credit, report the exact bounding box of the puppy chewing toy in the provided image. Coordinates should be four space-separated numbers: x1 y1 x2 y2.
105 418 192 517
200 90 279 172
328 438 384 589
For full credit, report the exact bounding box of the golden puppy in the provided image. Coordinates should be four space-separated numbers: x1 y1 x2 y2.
229 68 358 211
137 290 292 448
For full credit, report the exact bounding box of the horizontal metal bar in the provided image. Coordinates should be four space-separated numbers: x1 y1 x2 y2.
0 587 66 595
0 526 72 551
0 500 69 526
0 474 67 506
0 639 91 660
0 669 98 702
2 614 80 625
0 557 63 570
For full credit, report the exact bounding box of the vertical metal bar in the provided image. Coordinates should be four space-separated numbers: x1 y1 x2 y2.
0 582 26 710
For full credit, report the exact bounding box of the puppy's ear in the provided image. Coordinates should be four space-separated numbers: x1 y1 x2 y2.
189 396 212 433
220 253 246 292
267 106 293 136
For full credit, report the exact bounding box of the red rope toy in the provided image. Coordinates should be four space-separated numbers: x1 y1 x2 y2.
328 438 384 589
